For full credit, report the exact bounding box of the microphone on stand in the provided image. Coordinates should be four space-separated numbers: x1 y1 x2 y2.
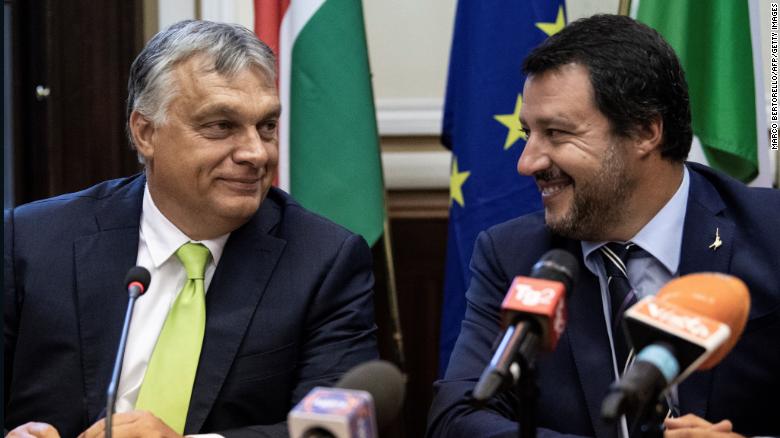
472 249 579 402
288 360 406 438
601 273 750 428
105 266 151 438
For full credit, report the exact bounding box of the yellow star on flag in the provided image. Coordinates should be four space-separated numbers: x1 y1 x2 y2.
536 6 565 37
450 157 471 208
494 94 527 150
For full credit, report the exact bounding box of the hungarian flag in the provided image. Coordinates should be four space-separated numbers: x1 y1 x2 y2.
634 0 774 186
255 0 385 245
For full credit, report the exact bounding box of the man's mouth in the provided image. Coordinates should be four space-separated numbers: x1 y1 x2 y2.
540 183 570 197
535 169 573 199
219 177 261 191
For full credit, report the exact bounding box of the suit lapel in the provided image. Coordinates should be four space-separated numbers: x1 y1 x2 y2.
676 166 733 419
185 197 287 433
74 176 145 422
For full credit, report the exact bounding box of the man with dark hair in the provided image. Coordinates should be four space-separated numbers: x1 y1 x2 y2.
5 20 377 437
428 14 779 438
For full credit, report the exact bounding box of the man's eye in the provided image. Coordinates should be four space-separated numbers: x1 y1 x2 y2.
203 121 232 132
547 128 566 137
258 120 278 136
201 122 234 138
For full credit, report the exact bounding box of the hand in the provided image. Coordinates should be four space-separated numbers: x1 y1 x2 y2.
7 422 61 438
664 414 744 438
77 410 182 438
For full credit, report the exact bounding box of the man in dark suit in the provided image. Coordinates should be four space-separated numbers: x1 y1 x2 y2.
428 15 779 438
5 20 377 437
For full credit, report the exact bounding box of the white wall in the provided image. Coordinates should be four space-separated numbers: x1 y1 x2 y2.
153 0 777 187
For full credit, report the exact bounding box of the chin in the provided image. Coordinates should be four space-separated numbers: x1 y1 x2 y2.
218 198 263 221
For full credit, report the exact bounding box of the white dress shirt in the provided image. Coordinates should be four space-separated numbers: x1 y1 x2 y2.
115 184 229 437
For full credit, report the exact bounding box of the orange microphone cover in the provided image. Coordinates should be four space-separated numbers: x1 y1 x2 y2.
656 273 750 369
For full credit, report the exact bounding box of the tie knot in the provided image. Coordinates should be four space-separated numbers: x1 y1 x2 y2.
605 241 636 261
176 243 211 280
599 241 639 278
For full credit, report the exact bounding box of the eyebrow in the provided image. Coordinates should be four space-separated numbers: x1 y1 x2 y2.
520 115 578 130
194 103 282 122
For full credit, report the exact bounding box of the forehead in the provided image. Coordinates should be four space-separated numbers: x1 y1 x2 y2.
169 55 278 106
520 63 599 125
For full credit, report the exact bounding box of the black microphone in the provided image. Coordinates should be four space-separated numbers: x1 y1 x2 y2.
335 360 405 432
472 249 578 402
105 266 151 438
288 360 406 438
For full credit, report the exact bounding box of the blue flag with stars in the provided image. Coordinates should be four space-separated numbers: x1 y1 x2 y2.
439 0 566 375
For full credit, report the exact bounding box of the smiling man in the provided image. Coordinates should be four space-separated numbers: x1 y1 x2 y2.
5 20 377 438
428 14 779 438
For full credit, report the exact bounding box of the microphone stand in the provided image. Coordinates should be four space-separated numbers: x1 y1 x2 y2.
514 332 541 438
105 288 143 438
631 397 666 438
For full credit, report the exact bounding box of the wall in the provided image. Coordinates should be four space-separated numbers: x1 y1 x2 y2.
149 0 777 188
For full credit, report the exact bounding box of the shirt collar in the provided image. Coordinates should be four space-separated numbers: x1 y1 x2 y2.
581 166 690 275
140 184 230 268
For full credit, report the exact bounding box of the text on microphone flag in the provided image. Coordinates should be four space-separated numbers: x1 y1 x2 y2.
627 297 730 350
502 276 567 349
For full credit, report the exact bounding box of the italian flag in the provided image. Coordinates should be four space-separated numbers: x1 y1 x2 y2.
255 0 386 245
633 0 774 187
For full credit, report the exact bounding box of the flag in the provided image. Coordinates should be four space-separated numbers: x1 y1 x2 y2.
634 0 773 186
255 0 385 245
438 0 565 374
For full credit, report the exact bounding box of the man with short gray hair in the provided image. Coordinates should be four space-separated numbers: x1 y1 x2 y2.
5 20 378 438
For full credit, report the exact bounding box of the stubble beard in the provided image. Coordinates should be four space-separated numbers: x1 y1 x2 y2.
546 142 635 241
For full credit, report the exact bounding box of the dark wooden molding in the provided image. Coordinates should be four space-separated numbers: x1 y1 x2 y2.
387 189 450 219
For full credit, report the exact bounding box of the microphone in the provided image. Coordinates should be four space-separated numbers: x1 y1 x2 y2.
105 266 151 438
288 360 406 438
601 273 750 422
472 249 579 402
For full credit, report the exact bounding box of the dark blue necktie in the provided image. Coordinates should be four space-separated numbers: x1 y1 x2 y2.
600 242 640 372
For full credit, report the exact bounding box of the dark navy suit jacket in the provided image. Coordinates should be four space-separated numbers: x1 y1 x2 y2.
428 163 780 437
4 174 378 437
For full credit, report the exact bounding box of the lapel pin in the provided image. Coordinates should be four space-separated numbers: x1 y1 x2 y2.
708 227 722 251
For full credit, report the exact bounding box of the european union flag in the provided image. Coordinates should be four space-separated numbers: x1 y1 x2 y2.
439 0 566 375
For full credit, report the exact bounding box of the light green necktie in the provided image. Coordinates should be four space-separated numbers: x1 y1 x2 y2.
136 242 210 434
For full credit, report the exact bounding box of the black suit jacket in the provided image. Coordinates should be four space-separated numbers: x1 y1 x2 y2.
428 163 780 437
4 174 379 437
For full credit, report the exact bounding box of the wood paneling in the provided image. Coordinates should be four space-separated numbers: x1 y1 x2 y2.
375 189 450 437
12 0 143 205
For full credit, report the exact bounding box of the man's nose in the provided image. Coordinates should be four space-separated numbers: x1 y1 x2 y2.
234 128 271 167
517 134 551 176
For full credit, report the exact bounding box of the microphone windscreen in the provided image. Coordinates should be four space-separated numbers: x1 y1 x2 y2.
531 249 579 292
335 360 405 430
657 273 750 369
124 266 151 293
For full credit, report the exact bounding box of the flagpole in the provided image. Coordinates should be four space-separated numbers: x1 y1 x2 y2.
618 0 631 15
382 197 407 369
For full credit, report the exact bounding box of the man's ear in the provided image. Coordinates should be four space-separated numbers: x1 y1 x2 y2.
129 111 156 162
633 115 663 158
